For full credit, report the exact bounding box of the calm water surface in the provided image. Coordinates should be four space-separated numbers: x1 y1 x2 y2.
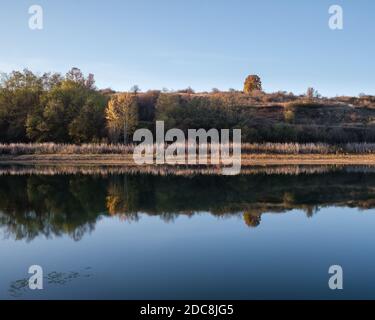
1 165 375 299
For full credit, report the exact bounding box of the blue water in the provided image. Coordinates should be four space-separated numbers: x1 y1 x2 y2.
1 168 375 299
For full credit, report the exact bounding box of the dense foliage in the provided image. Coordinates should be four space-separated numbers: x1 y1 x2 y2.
0 68 108 143
1 68 375 144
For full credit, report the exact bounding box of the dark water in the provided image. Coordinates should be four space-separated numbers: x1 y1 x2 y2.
1 165 375 299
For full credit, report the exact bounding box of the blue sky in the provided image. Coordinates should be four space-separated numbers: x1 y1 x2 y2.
0 0 374 96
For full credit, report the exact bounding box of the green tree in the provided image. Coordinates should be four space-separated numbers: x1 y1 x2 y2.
0 70 43 142
26 68 106 142
68 94 107 143
155 93 184 130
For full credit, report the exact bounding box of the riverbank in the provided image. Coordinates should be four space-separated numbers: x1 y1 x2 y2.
2 143 375 174
2 153 375 166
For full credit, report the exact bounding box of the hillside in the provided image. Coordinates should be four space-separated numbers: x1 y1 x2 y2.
137 91 375 143
1 68 375 144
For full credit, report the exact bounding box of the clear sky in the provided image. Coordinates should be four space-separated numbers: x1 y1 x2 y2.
0 0 374 96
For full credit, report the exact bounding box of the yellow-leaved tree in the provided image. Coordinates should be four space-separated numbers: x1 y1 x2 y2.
105 93 138 143
244 75 262 94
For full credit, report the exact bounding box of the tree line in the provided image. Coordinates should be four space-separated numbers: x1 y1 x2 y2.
0 68 253 143
1 68 375 144
0 68 165 143
0 68 105 143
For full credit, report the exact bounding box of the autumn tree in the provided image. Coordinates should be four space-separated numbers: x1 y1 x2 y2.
105 93 139 143
243 211 261 228
244 75 262 94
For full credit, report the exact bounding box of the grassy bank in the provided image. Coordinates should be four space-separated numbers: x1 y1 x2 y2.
1 143 375 168
2 153 375 166
2 142 375 155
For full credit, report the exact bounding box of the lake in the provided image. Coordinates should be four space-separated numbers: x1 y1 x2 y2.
1 165 375 299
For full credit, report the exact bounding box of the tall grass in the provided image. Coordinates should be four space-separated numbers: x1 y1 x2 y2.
0 164 347 176
0 143 136 155
1 142 375 155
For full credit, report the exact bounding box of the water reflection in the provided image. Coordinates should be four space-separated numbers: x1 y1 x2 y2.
1 165 375 241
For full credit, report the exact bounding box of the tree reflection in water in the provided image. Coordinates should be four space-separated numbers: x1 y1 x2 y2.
1 165 375 241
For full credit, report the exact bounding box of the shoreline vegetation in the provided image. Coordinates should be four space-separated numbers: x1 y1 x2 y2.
4 142 375 155
2 68 375 146
2 143 375 174
2 68 375 174
1 163 375 177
